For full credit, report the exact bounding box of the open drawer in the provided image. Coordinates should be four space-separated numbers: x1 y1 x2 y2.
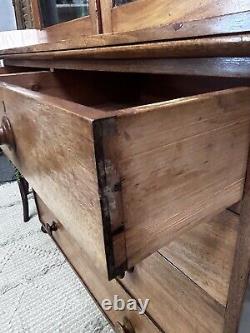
0 71 250 279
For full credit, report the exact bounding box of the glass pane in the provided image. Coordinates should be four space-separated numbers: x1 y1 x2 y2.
39 0 89 28
113 0 135 7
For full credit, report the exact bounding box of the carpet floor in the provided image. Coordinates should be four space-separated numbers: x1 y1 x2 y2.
0 182 114 333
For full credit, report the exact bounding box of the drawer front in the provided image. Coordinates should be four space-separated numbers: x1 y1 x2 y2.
36 196 241 333
0 81 123 280
1 73 250 280
35 194 161 333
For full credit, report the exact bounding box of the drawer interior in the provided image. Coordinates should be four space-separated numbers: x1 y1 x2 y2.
1 70 250 110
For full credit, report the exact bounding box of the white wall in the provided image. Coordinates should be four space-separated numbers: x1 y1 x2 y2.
0 0 17 31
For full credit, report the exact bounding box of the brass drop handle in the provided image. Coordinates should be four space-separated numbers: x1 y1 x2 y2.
116 317 135 333
0 116 15 150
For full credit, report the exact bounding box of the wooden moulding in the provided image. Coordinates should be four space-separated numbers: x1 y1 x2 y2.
0 11 250 56
30 0 42 29
4 57 250 79
2 34 250 61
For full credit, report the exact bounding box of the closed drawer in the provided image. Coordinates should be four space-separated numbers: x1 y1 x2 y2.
35 194 161 333
36 194 238 333
0 70 249 279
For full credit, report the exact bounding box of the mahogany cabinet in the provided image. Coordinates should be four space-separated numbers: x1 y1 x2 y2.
1 2 250 332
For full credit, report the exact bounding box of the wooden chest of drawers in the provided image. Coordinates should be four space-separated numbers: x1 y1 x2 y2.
1 6 250 330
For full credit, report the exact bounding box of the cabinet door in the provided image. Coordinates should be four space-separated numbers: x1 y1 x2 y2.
100 0 250 35
31 0 99 41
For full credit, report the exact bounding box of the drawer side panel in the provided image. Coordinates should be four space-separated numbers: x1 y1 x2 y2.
108 88 250 267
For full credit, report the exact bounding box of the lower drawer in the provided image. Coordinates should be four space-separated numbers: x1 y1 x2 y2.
35 193 161 333
35 193 241 333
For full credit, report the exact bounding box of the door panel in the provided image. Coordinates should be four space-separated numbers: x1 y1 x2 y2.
100 0 250 35
38 0 90 27
31 0 99 41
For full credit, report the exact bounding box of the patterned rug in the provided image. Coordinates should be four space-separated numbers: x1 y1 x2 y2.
0 182 114 333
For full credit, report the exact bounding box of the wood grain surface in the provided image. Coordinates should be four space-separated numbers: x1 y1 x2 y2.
120 252 225 333
35 191 247 332
121 211 240 332
2 34 250 61
0 82 114 278
1 73 250 280
4 57 250 78
224 153 250 333
160 211 239 307
102 0 250 33
1 11 250 56
35 193 161 333
36 193 237 333
110 88 250 268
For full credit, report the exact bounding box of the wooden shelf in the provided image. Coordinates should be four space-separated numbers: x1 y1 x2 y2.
159 210 239 307
121 210 240 333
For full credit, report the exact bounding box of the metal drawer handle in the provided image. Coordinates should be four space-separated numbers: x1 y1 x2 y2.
116 317 135 333
41 222 58 236
0 116 15 150
118 267 135 279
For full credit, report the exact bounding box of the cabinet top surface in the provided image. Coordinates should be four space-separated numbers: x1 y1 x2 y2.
0 10 250 60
